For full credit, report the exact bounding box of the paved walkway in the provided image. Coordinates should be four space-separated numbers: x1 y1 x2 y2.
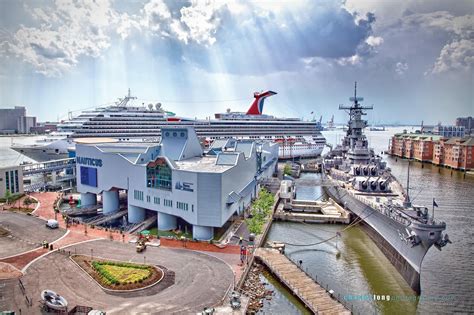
255 248 351 315
6 240 235 314
1 192 244 283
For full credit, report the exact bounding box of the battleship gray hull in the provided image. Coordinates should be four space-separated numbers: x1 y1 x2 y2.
325 185 429 294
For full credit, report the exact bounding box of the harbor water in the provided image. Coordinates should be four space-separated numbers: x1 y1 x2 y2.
264 128 474 314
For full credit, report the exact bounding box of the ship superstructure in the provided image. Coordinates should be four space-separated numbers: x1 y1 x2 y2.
323 82 450 293
12 90 325 161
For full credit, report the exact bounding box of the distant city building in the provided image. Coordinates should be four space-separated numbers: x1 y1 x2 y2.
0 165 24 198
390 133 474 170
31 122 59 134
456 116 473 135
420 124 465 138
75 127 279 240
433 125 465 138
0 106 37 134
17 116 37 134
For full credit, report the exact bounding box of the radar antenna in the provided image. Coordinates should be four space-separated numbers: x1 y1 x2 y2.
115 88 137 107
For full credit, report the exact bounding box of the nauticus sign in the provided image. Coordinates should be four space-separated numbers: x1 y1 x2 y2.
76 157 103 167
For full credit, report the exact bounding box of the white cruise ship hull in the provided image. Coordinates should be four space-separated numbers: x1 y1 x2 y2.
12 146 69 162
278 143 324 159
13 137 324 161
11 138 72 162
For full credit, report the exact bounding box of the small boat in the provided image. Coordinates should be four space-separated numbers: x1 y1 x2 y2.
41 289 68 311
369 125 385 131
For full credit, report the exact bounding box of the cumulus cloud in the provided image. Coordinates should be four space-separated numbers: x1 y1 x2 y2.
432 39 474 73
1 0 119 77
0 0 382 76
195 2 380 73
366 36 384 47
396 11 474 74
140 0 223 46
395 62 409 75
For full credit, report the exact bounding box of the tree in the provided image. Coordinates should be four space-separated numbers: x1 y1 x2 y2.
23 197 33 210
4 190 12 205
283 164 292 176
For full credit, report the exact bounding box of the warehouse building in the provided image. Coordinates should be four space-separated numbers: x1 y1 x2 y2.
75 127 278 240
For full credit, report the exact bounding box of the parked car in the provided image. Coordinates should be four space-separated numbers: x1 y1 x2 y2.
46 219 59 229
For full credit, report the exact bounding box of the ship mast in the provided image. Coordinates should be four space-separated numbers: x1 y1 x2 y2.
115 88 137 107
338 82 373 163
403 161 412 207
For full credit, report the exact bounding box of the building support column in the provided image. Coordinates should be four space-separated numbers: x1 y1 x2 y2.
128 205 146 223
157 212 177 231
193 225 214 241
80 193 97 207
103 190 119 214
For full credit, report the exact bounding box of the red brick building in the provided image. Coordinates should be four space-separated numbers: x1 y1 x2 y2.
390 133 474 170
442 137 474 170
390 133 441 162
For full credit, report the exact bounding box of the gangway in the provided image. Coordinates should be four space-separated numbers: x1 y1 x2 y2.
22 158 75 176
64 205 102 217
128 215 157 234
86 209 128 226
22 157 76 192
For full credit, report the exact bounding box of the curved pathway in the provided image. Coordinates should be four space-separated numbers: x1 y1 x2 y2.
10 240 234 314
1 192 245 313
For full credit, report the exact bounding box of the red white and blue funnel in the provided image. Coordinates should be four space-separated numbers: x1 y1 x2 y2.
246 91 277 115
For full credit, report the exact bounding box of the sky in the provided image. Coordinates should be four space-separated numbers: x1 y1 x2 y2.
0 0 472 125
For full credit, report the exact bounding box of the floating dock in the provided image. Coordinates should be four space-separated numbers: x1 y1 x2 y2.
255 248 350 314
274 198 350 224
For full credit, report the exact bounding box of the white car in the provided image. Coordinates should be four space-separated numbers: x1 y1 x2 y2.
46 219 59 229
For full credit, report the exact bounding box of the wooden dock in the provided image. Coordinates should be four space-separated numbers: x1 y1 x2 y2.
255 248 351 315
275 198 350 224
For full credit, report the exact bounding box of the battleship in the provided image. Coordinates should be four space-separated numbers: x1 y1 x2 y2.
323 82 451 293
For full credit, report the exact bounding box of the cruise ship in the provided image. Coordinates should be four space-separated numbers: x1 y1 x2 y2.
12 90 325 161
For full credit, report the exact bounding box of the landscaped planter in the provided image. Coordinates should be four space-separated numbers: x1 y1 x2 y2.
71 255 164 291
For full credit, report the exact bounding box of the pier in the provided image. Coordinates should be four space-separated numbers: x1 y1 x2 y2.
276 196 350 224
255 248 350 314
